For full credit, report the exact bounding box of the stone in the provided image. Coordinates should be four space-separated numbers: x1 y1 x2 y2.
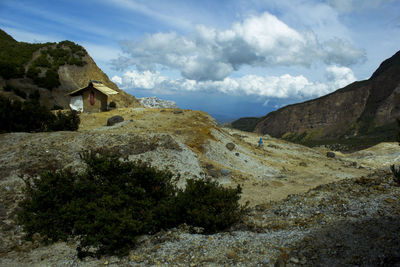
205 164 214 170
385 198 395 203
290 257 299 264
267 144 278 149
107 115 124 126
235 152 240 156
220 169 231 176
173 110 183 114
326 151 336 158
208 169 219 178
299 162 307 167
226 143 235 151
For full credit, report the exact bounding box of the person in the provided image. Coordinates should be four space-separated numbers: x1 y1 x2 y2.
258 137 263 147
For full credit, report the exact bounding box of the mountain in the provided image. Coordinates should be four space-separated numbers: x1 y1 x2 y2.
0 29 140 109
246 50 400 149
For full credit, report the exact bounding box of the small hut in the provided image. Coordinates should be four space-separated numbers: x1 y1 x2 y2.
66 80 118 112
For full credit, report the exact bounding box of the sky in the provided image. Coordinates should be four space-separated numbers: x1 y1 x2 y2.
1 0 400 122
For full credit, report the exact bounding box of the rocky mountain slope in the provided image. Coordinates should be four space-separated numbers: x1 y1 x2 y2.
0 29 140 109
235 50 400 148
0 107 399 266
139 96 178 109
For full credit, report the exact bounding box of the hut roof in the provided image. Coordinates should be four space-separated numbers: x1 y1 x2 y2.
67 81 118 96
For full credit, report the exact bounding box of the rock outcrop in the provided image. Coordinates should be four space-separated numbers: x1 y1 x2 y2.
138 96 178 109
254 50 400 144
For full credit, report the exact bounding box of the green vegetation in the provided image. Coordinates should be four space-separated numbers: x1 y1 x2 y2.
391 119 400 185
0 95 80 133
0 29 87 90
108 101 116 108
0 30 47 79
176 178 244 233
17 151 246 258
231 116 264 132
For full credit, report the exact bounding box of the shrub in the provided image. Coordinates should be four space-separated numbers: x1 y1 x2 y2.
0 95 80 133
108 101 116 108
3 84 13 91
51 104 63 110
176 178 246 233
391 119 400 185
48 111 80 131
13 87 27 99
17 151 246 258
18 151 179 257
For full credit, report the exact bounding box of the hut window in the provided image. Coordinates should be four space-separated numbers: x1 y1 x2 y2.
90 91 95 105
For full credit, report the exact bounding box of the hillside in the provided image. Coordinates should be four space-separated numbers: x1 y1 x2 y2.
233 50 400 150
1 107 399 265
0 29 140 109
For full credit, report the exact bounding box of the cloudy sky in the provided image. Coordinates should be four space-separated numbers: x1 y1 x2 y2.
1 0 399 121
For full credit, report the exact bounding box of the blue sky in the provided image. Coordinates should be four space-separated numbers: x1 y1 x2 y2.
1 0 399 122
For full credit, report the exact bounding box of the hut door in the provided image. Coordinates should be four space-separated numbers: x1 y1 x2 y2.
90 91 95 105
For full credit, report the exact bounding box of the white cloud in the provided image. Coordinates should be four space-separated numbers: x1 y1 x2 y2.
113 65 356 100
113 12 364 82
325 65 357 88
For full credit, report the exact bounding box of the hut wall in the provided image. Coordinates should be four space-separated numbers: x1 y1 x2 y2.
81 88 108 112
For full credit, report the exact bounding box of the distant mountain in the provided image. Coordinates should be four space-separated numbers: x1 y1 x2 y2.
0 29 140 109
234 50 400 149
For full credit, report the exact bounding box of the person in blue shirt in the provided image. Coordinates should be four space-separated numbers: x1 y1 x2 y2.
258 137 263 147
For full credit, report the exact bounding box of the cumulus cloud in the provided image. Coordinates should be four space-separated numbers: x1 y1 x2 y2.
112 12 364 82
325 65 356 88
112 65 356 100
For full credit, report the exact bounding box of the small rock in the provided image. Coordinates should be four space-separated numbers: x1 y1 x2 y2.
173 110 183 114
326 151 336 158
226 143 235 151
299 162 307 167
205 164 214 170
290 257 299 264
226 250 236 259
107 115 124 126
208 169 219 178
235 152 240 156
220 169 231 176
385 198 396 203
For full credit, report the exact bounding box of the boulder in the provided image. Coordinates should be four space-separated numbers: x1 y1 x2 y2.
220 169 231 176
226 143 235 151
107 115 124 126
327 151 336 158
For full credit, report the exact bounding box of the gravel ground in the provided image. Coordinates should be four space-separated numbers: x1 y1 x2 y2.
1 170 399 266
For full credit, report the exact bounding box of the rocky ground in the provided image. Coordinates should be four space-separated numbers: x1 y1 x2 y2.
0 107 399 266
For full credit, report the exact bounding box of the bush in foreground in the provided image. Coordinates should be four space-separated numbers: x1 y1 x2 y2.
18 151 246 258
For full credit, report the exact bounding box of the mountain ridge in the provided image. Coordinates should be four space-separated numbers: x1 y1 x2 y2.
232 50 400 149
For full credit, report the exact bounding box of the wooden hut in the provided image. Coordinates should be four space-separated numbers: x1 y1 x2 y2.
66 80 118 112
